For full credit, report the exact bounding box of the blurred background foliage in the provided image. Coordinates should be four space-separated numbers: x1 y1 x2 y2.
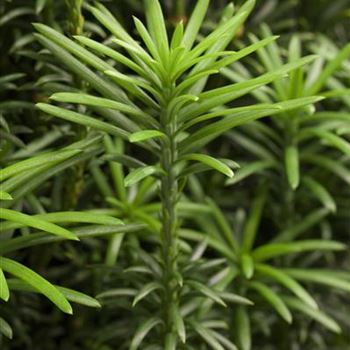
0 0 349 349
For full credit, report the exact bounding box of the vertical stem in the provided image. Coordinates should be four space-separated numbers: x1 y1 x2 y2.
175 0 185 20
66 0 84 36
160 100 179 343
42 0 56 29
63 0 86 210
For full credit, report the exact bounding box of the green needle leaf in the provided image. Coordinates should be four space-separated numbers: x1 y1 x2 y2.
308 41 350 95
50 92 149 120
225 160 276 186
0 208 78 241
250 281 292 323
283 296 341 333
171 305 186 344
0 317 13 339
282 269 350 293
256 264 318 309
285 144 300 190
132 282 162 307
124 166 160 187
253 240 345 261
304 128 350 157
192 321 225 350
0 211 124 232
0 257 73 314
241 254 254 279
179 153 234 178
130 317 162 350
181 0 210 50
36 103 129 139
7 279 101 308
0 149 81 182
187 280 227 307
0 191 13 201
129 130 166 143
145 0 168 56
235 306 251 350
242 187 267 252
0 268 9 302
303 176 337 213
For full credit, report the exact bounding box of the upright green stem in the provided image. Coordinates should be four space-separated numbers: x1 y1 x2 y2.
160 92 180 344
175 0 185 20
66 0 84 36
63 0 86 210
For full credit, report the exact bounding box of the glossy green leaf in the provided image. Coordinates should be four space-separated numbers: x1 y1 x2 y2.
0 149 81 182
181 56 318 121
96 288 137 299
34 33 135 117
215 38 278 84
253 240 345 261
303 176 337 212
50 92 150 121
171 305 186 343
187 280 227 307
242 187 267 252
7 279 101 308
170 23 184 52
33 24 131 103
250 281 292 323
226 160 275 185
0 224 145 255
102 153 146 169
181 0 209 49
0 211 123 232
220 292 254 306
180 97 322 153
179 153 233 178
302 154 350 185
132 282 162 307
307 128 350 156
130 317 162 350
133 16 159 60
188 0 254 64
0 317 12 339
241 254 254 279
0 208 77 240
235 306 251 350
74 34 145 76
124 166 160 187
273 208 330 242
206 197 238 252
182 103 281 131
129 130 165 143
285 144 300 190
104 135 128 202
0 268 9 302
0 191 12 201
0 257 72 314
256 264 318 309
283 269 350 293
192 321 225 350
144 0 168 55
209 329 238 350
308 41 350 95
283 296 341 333
37 103 129 139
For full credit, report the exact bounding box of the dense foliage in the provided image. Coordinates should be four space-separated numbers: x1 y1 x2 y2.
0 0 349 349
